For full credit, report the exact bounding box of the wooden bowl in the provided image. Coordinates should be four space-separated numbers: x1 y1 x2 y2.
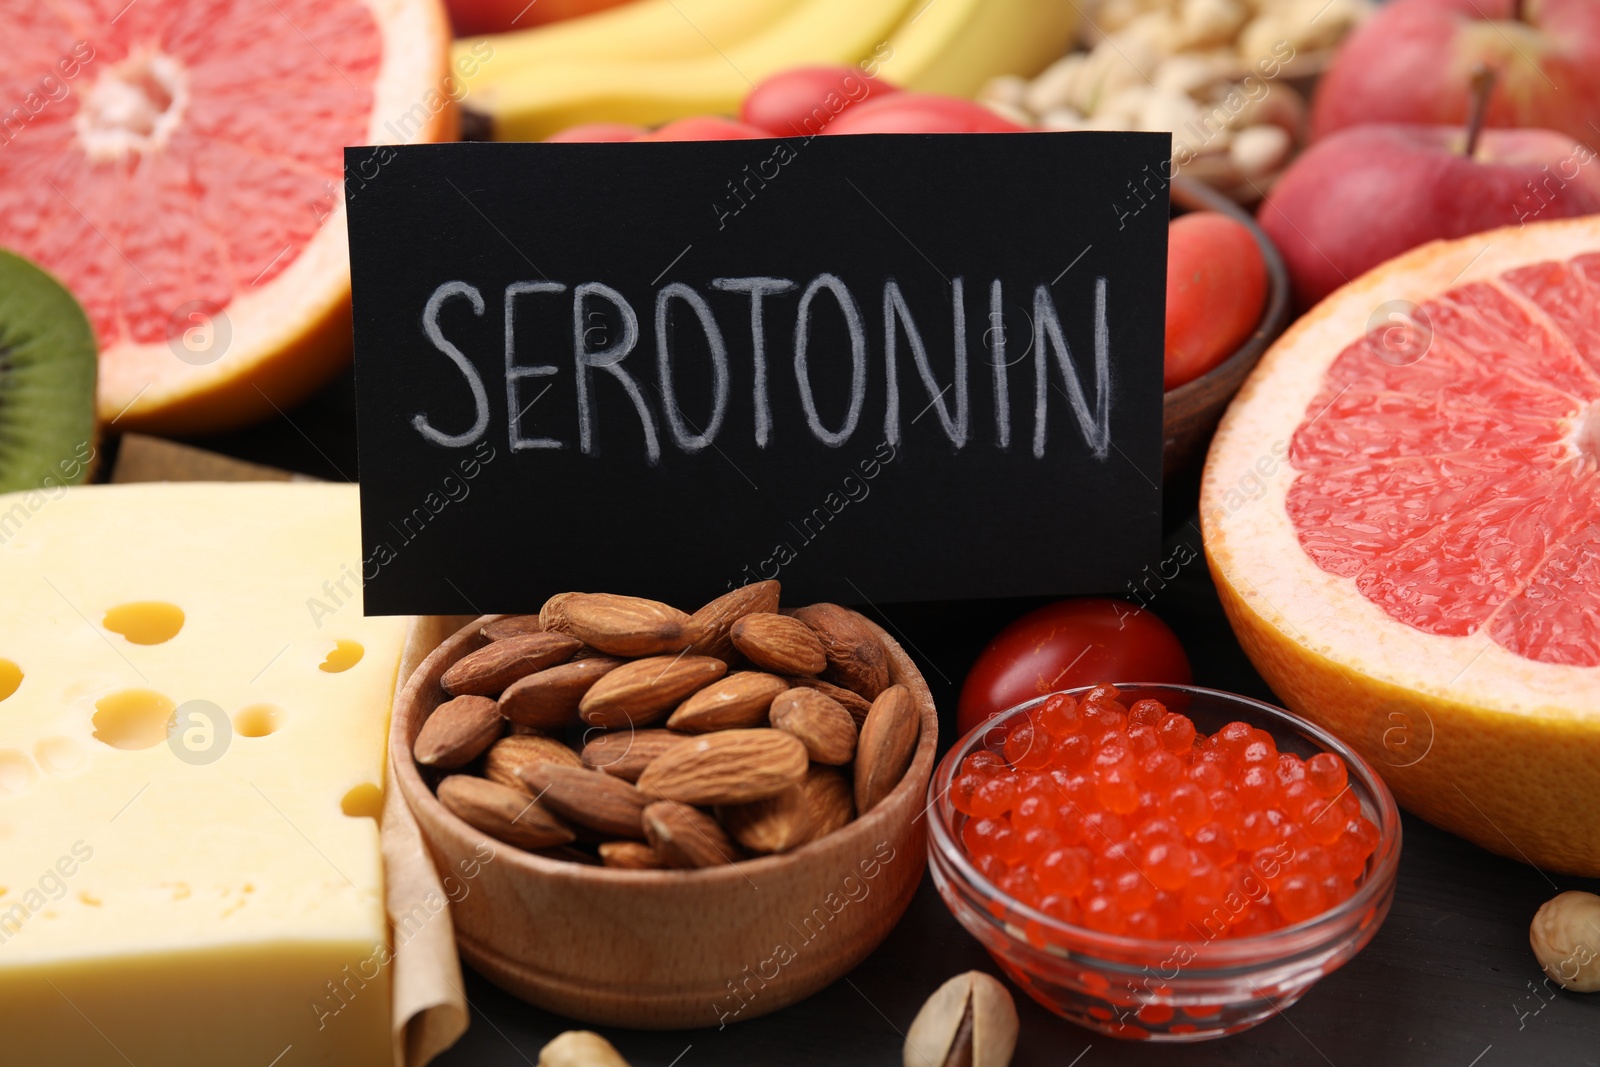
1161 176 1291 482
390 612 939 1029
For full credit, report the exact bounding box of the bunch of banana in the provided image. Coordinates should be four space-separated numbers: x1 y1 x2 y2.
455 0 1081 141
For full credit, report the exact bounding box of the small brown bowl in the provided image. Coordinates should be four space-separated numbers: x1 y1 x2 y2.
391 612 939 1029
1162 176 1291 482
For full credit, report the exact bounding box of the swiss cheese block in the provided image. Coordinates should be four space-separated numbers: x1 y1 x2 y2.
0 483 408 1066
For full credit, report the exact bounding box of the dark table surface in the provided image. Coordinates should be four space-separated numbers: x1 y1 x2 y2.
184 371 1600 1067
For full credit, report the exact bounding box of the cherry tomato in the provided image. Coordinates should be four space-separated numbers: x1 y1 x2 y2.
956 599 1192 738
1164 211 1267 391
740 65 899 136
822 92 1027 135
546 122 646 143
635 116 772 141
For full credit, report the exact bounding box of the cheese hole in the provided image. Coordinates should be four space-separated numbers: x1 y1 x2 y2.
341 782 384 819
102 602 185 645
0 659 21 702
234 705 282 738
0 751 36 795
320 640 364 673
92 689 176 750
34 737 86 775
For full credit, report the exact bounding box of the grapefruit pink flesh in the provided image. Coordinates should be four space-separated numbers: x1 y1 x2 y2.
1204 216 1600 875
1285 259 1600 666
0 0 378 350
0 0 451 434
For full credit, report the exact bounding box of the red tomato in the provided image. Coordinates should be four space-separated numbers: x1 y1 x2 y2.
445 0 632 36
822 92 1027 135
740 65 899 136
546 122 646 142
1165 212 1267 391
956 599 1192 738
636 116 772 141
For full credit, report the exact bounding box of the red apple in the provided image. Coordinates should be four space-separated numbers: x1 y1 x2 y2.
1259 123 1600 309
446 0 634 37
1311 0 1600 147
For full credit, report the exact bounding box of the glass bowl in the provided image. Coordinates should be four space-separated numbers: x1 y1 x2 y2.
927 684 1401 1041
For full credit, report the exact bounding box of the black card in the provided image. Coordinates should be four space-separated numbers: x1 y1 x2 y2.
346 134 1168 616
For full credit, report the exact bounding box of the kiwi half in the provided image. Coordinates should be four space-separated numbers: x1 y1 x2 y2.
0 248 97 494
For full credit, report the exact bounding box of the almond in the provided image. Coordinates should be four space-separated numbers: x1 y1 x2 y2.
441 632 583 697
559 592 696 656
436 775 574 850
718 785 810 854
413 695 503 769
599 840 668 870
786 676 874 725
730 613 827 675
769 688 858 765
485 734 584 792
581 728 693 782
799 765 855 842
481 614 543 641
666 671 787 733
499 656 625 731
643 800 743 868
635 728 808 805
518 763 649 840
688 580 781 661
854 684 920 814
539 591 581 636
578 654 728 729
792 603 891 699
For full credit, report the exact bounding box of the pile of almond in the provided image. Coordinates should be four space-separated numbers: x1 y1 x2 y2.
413 582 922 870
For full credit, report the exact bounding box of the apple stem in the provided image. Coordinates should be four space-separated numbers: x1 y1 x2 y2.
1464 64 1496 159
1511 0 1524 21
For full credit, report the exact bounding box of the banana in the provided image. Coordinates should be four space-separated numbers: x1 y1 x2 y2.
875 0 1082 98
453 0 808 93
476 0 921 141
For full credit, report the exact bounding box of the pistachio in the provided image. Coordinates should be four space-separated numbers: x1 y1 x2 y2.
903 971 1018 1067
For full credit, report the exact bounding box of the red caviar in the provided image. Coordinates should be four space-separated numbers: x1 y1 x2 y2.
952 686 1379 939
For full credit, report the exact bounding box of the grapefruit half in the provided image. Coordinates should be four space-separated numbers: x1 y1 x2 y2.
1204 215 1600 875
0 0 453 435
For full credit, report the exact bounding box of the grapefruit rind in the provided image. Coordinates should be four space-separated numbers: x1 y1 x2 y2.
1203 215 1600 876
